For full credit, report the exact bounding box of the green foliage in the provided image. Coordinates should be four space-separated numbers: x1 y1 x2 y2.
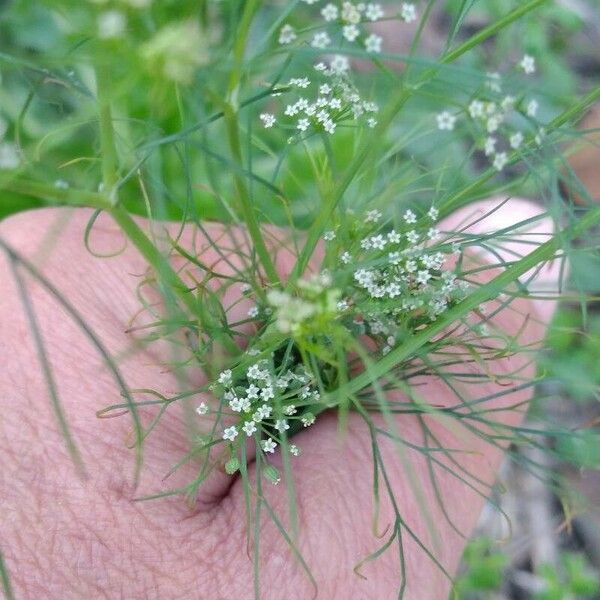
456 540 600 600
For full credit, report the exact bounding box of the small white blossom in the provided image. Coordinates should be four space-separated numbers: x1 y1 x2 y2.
284 405 297 416
486 115 500 133
218 369 233 386
468 100 485 119
330 55 350 73
364 33 382 53
321 3 339 21
262 438 277 454
526 99 539 118
493 152 508 172
301 413 316 427
343 24 360 42
289 444 301 457
428 206 439 220
403 209 417 224
509 132 524 149
366 208 382 222
323 230 336 241
342 1 361 24
484 136 496 156
387 230 402 244
242 421 257 437
437 111 456 131
279 24 297 45
365 3 384 20
312 32 332 49
341 251 352 264
196 402 209 416
223 426 238 442
520 54 536 75
297 118 310 132
400 3 417 23
260 113 276 128
275 419 290 432
248 305 259 318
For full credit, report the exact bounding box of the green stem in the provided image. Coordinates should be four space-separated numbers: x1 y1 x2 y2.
109 207 239 355
95 63 119 203
221 0 280 286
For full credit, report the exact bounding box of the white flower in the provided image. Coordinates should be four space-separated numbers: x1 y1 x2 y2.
387 230 401 244
260 386 274 401
520 54 536 75
223 426 238 442
403 209 417 224
501 95 515 112
364 33 382 53
486 115 500 133
248 305 259 318
341 251 352 264
284 405 297 415
275 419 290 432
400 3 417 23
437 111 456 131
321 3 339 21
534 127 546 145
312 32 331 49
427 227 440 241
54 179 69 189
509 132 524 149
297 118 310 132
366 208 382 222
484 136 496 156
301 413 316 427
242 421 257 437
406 230 419 244
279 24 297 45
526 99 539 118
493 152 508 172
342 1 361 24
98 10 126 39
260 113 277 129
416 269 431 285
337 298 349 311
367 117 378 128
262 438 277 454
289 445 301 457
330 55 350 73
196 402 209 415
323 230 336 241
468 100 484 119
218 369 233 386
289 77 311 89
323 119 336 134
428 206 439 220
343 24 360 42
365 3 384 20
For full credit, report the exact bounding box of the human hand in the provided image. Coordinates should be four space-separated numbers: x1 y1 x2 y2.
0 202 555 599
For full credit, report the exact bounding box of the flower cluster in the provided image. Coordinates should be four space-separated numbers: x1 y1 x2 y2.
198 360 321 483
267 272 342 334
329 207 467 354
278 2 420 54
260 59 379 138
436 56 545 172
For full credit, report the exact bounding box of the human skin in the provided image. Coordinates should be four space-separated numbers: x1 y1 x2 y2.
0 202 555 599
